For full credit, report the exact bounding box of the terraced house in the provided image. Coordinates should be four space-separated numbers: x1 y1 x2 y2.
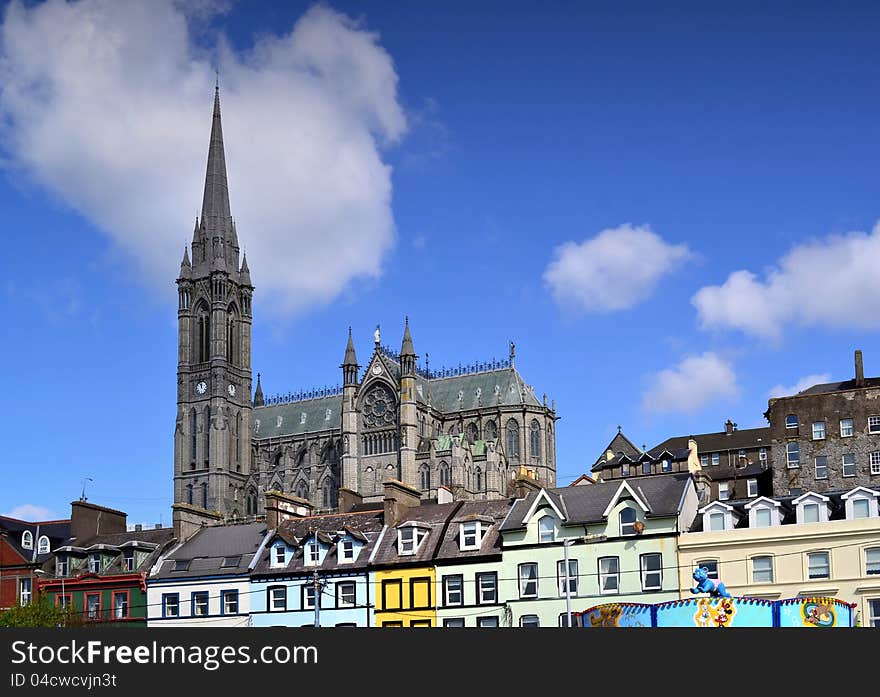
0 513 69 610
498 473 699 627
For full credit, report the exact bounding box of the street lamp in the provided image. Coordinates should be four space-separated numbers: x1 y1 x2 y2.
562 534 607 628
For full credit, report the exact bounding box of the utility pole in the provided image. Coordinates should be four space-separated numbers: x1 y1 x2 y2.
312 568 322 627
563 539 573 628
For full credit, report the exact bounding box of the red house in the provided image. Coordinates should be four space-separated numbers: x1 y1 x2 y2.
0 515 70 610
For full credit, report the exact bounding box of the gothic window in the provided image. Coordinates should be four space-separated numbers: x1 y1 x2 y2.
186 484 193 505
201 482 208 509
246 489 257 516
226 307 238 365
362 384 397 429
466 422 479 444
440 461 450 487
203 406 211 467
485 420 498 441
195 302 210 363
475 466 483 492
235 412 242 471
506 419 520 458
419 464 431 490
295 480 309 501
530 420 541 462
271 481 283 493
321 479 335 510
190 408 197 462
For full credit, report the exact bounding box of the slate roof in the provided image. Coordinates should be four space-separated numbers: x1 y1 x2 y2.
251 510 385 576
651 426 771 454
51 527 176 577
592 446 690 473
0 516 71 566
795 377 880 396
253 395 343 439
152 522 267 579
434 499 515 562
592 430 642 469
370 502 462 567
500 473 694 531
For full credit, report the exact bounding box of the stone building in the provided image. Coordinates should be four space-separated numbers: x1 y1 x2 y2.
172 88 557 520
766 350 880 495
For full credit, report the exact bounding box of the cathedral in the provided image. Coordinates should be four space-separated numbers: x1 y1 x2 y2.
173 88 557 519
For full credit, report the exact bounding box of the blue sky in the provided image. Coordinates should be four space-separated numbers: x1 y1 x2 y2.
2 0 879 524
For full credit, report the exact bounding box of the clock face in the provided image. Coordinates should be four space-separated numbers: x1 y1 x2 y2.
227 384 236 396
371 364 383 376
196 381 207 395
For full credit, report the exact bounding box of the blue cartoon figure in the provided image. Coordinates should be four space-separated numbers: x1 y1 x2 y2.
691 566 731 598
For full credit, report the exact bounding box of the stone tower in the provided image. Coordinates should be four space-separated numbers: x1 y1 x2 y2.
173 86 254 519
398 318 418 488
340 327 360 493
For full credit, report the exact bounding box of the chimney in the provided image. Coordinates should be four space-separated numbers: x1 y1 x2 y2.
437 486 454 504
337 487 363 513
725 419 734 435
264 491 314 529
383 479 422 526
70 501 127 543
134 524 142 532
855 349 865 387
686 437 702 474
508 467 542 498
154 523 162 530
605 448 615 462
172 503 222 541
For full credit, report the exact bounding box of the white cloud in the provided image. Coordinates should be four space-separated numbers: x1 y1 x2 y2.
0 0 406 315
543 224 692 313
692 222 880 340
2 504 58 521
642 352 739 414
768 373 831 399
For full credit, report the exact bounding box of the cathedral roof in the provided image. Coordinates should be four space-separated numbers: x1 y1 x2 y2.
417 367 543 411
253 395 343 439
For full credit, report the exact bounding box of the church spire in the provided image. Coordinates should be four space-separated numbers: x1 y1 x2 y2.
253 372 264 407
342 327 359 386
400 316 416 376
239 252 252 287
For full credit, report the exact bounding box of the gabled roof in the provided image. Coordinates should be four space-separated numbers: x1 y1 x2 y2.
369 502 461 567
602 480 650 517
841 486 880 500
435 499 515 562
592 430 642 470
792 491 831 505
521 489 567 526
650 426 770 454
0 516 71 566
698 500 735 514
744 496 782 510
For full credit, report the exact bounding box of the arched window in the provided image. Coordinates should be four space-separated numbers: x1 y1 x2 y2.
419 464 431 490
506 419 520 457
226 307 238 365
246 489 257 516
474 466 483 492
21 531 33 550
322 479 335 510
270 481 283 494
530 420 541 461
485 420 498 441
201 482 208 509
37 536 50 555
620 507 637 536
538 516 555 543
440 461 450 487
235 412 242 471
190 408 197 462
295 480 309 501
203 406 211 467
466 422 479 444
195 302 210 362
186 484 194 505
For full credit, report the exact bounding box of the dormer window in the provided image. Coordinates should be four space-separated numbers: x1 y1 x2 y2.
21 531 33 550
459 521 484 551
272 545 287 567
305 541 320 566
398 526 428 555
842 487 879 520
88 553 101 574
339 539 356 563
37 536 49 555
745 497 781 528
853 499 870 519
538 516 555 543
641 461 651 476
620 463 630 476
123 550 135 572
620 508 637 536
56 555 69 577
794 492 830 524
661 459 671 472
803 503 820 523
708 512 726 531
700 501 738 532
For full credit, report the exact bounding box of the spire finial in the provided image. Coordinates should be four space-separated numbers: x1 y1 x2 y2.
618 425 622 434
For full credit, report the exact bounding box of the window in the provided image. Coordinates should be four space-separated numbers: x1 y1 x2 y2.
519 563 539 599
398 526 427 555
786 442 800 468
811 421 825 440
89 553 102 574
57 595 71 609
163 594 179 618
695 560 719 580
123 550 135 572
37 536 50 554
268 586 287 612
339 539 355 563
273 546 286 566
711 452 720 466
867 548 880 575
557 559 578 596
559 613 575 627
477 616 499 628
57 556 69 577
530 420 541 460
840 418 854 437
21 530 33 550
619 507 637 536
759 447 767 462
718 482 730 500
460 521 483 550
85 593 100 620
444 618 465 627
640 553 662 591
808 551 830 579
192 591 209 617
843 453 856 477
419 464 430 491
709 512 726 531
506 419 520 458
174 559 191 572
538 516 555 543
485 420 498 441
752 556 773 583
621 463 630 477
869 416 880 434
747 479 758 497
700 454 709 467
443 575 463 606
815 456 828 480
786 414 798 429
113 592 128 619
661 459 671 472
755 508 772 528
474 466 483 492
336 582 356 608
476 572 497 604
221 556 241 568
305 542 320 566
221 590 239 615
410 577 431 609
870 599 880 628
599 557 620 594
519 615 540 628
853 498 871 519
381 579 403 610
641 461 651 476
382 621 403 628
439 462 450 487
19 578 32 606
803 503 820 523
302 585 320 611
872 451 880 475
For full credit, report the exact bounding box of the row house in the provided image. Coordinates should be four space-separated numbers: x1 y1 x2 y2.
680 484 880 627
0 514 69 610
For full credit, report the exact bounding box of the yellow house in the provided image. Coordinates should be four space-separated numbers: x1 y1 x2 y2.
373 566 436 627
678 488 880 626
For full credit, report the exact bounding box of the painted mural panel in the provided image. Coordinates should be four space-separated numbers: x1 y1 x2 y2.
579 603 652 627
778 597 854 628
656 598 773 628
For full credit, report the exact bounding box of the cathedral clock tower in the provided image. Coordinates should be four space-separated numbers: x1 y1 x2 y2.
173 86 253 519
